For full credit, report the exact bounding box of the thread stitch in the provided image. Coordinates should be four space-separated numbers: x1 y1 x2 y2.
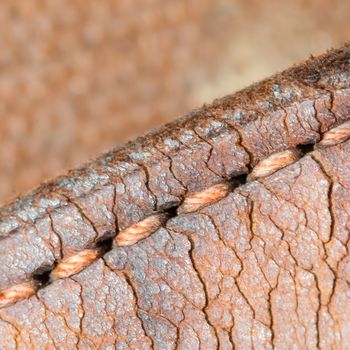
248 149 301 181
178 182 232 214
318 120 350 148
0 281 37 309
114 213 170 247
50 248 103 281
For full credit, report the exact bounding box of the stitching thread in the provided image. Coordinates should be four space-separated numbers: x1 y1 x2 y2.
248 149 301 181
177 182 233 214
0 282 38 309
317 120 350 148
1 120 350 309
50 248 103 281
114 213 170 247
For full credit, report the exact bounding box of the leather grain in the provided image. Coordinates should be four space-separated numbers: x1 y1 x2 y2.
0 45 350 349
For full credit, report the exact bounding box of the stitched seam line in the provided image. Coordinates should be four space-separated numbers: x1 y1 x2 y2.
0 120 350 309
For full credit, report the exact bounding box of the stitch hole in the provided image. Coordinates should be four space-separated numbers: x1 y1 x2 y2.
96 236 114 253
234 173 248 185
165 206 178 219
296 142 314 154
32 270 51 289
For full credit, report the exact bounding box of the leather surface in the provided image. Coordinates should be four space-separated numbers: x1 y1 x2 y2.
1 137 350 349
0 46 350 349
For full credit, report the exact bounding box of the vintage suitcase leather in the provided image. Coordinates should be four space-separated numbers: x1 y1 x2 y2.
0 45 350 349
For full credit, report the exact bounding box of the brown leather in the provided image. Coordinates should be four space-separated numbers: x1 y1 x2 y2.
0 45 350 349
2 1 350 206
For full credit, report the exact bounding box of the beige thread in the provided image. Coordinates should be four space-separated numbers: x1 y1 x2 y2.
115 213 169 247
2 120 350 308
318 121 350 148
0 281 37 309
249 149 301 181
50 248 102 281
178 182 232 214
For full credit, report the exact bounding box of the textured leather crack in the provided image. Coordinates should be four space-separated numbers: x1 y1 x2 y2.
184 233 220 349
124 273 155 349
113 266 155 349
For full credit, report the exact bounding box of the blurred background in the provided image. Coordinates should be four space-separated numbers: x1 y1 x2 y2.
0 0 349 204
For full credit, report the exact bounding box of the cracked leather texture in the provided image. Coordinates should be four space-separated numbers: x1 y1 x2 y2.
1 141 350 349
0 46 350 349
